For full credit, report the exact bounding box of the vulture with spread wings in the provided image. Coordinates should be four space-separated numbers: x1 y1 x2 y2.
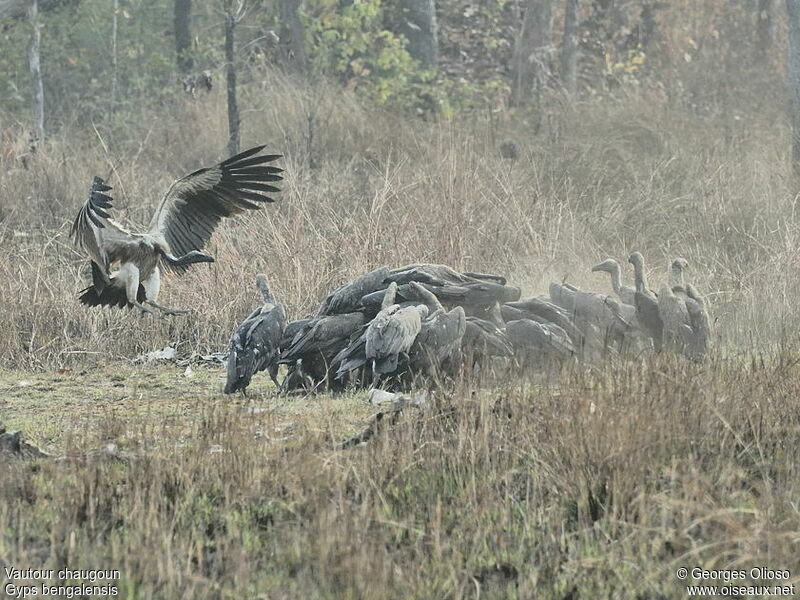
70 145 282 315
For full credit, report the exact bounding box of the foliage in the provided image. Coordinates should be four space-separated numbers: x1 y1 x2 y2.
0 0 788 128
303 0 427 109
0 1 176 123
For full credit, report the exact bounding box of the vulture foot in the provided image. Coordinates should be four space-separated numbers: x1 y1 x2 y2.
146 300 189 316
133 301 157 316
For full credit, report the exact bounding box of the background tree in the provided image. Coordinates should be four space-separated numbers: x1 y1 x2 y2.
510 0 553 107
788 0 800 174
174 0 193 74
28 0 44 143
757 0 776 63
560 0 579 95
279 0 306 74
394 0 438 68
223 0 245 155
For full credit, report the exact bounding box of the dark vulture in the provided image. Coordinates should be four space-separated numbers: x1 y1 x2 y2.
505 319 577 359
316 266 391 316
407 282 467 377
224 274 286 394
278 312 366 390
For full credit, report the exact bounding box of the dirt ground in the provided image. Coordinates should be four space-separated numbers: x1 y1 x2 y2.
0 362 376 455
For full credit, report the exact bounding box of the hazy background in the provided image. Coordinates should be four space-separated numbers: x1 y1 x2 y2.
0 0 795 367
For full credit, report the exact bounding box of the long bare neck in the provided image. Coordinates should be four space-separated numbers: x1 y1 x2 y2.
671 264 684 287
608 261 622 294
417 286 443 312
381 283 397 309
256 276 274 304
633 259 649 293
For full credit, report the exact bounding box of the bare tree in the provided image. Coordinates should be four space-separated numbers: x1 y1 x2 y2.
789 0 800 174
175 0 193 74
757 0 776 63
511 0 553 107
560 0 578 95
111 0 119 105
395 0 438 68
223 0 245 155
28 0 44 143
0 0 46 143
279 0 306 74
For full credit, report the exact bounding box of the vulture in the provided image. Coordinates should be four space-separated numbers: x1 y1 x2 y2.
501 297 583 348
406 282 466 378
627 251 657 298
628 251 663 351
462 317 513 359
224 274 286 394
592 258 636 305
670 257 690 300
279 311 366 390
684 283 711 356
316 266 391 316
506 319 577 359
334 283 428 381
671 257 689 289
657 284 694 352
70 145 282 315
365 283 428 376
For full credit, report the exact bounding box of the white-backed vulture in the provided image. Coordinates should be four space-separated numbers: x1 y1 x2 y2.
71 145 282 315
592 258 636 305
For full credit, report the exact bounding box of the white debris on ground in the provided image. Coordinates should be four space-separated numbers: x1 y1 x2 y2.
132 346 177 364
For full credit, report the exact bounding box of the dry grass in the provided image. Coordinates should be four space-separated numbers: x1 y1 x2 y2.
1 72 797 368
1 70 800 597
2 357 800 598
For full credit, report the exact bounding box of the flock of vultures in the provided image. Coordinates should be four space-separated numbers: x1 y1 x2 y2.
224 256 711 394
66 144 710 396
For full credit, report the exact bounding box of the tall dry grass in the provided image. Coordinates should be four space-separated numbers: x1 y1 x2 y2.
0 69 797 369
2 67 800 598
2 357 799 598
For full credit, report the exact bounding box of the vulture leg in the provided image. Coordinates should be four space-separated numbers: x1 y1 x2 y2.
136 303 156 316
161 249 215 267
118 263 155 315
140 268 187 315
145 300 189 316
268 364 280 388
370 362 381 389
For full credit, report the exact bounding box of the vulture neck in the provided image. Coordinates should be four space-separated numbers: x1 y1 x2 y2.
607 262 622 295
671 263 685 288
633 260 649 294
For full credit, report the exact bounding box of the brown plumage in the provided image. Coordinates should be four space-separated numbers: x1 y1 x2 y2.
71 146 282 315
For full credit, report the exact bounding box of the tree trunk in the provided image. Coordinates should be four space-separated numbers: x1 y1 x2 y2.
224 2 239 156
757 0 776 63
511 0 553 107
788 0 800 174
0 0 28 18
560 0 578 95
27 0 44 143
279 0 306 74
174 0 193 73
111 0 118 105
396 0 438 68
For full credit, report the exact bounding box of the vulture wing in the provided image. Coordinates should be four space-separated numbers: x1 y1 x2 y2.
148 145 283 273
70 177 139 280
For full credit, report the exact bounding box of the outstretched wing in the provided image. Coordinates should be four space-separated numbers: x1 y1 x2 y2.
70 177 135 278
148 145 283 273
